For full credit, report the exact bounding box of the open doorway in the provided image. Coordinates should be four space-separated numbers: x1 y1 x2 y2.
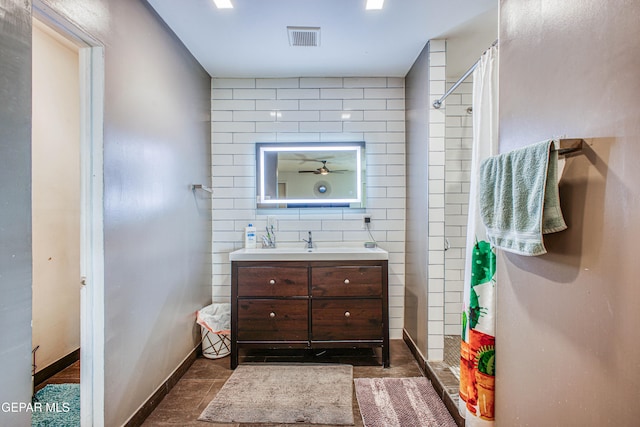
31 14 82 395
31 4 105 425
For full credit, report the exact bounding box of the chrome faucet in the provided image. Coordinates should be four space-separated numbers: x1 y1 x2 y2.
302 231 313 249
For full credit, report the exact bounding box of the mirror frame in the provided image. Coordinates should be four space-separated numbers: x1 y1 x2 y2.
256 141 366 209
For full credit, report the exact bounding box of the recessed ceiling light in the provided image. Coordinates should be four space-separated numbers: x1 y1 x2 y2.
366 0 384 10
213 0 233 9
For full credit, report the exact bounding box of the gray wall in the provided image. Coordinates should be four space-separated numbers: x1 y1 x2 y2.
0 1 33 426
404 42 430 356
496 0 640 425
1 0 212 425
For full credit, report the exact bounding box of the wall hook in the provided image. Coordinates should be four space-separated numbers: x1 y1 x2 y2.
192 184 212 193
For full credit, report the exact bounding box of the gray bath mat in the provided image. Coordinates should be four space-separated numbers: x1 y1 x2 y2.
198 363 354 425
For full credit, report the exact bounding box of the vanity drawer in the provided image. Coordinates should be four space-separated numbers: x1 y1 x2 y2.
237 266 308 297
311 299 382 341
237 299 308 341
311 265 382 297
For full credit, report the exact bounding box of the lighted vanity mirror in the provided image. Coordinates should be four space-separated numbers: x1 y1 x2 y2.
256 141 366 209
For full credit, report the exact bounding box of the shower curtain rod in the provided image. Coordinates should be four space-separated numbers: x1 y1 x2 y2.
432 39 498 109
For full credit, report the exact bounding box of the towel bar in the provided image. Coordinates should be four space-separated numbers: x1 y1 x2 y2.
555 139 584 156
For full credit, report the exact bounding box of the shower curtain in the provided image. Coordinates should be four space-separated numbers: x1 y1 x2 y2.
459 45 498 426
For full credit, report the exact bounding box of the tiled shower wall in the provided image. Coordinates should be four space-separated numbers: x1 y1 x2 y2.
210 77 406 339
444 79 473 335
424 40 474 358
427 40 447 361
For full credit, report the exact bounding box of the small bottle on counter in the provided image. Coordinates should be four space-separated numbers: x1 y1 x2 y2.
244 223 256 248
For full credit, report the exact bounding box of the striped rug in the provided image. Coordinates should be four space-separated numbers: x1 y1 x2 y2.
354 377 456 427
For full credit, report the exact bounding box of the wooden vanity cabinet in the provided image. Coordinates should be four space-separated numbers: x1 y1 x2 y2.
231 260 389 369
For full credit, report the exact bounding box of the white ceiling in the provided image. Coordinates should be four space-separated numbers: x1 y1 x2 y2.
146 0 498 79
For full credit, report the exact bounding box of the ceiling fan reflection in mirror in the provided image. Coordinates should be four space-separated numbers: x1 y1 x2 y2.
293 153 335 164
298 160 347 175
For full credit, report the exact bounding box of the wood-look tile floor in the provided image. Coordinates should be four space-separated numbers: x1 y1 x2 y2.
142 340 424 426
35 360 81 392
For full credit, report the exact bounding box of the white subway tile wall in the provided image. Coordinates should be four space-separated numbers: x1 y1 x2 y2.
444 79 473 336
210 77 406 339
427 40 446 361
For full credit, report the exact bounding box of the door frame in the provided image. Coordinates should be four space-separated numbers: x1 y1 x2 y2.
32 4 105 426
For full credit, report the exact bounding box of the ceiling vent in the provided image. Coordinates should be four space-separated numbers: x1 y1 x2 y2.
287 26 320 47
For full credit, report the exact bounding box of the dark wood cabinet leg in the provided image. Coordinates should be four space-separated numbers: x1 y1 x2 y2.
230 344 238 369
383 343 390 368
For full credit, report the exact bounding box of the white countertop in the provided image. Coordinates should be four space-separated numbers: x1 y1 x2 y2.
229 244 388 261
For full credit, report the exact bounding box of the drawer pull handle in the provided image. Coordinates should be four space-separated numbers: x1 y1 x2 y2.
269 279 276 285
269 312 276 318
344 311 351 318
344 279 350 284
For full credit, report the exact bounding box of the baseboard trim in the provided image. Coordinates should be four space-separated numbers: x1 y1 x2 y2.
402 329 465 427
401 330 427 375
123 344 201 427
34 348 80 386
